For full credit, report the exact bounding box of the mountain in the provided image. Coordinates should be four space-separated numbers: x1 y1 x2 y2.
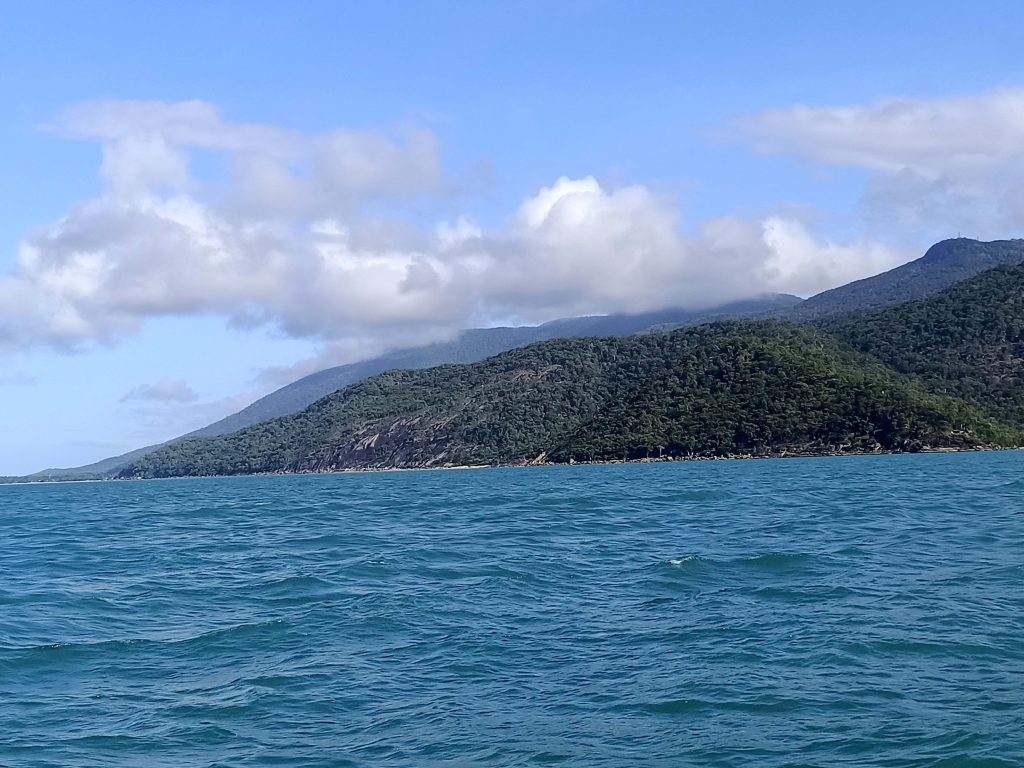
23 237 1024 481
123 322 1017 478
27 444 158 482
188 294 802 439
779 238 1024 321
826 263 1024 427
24 294 799 480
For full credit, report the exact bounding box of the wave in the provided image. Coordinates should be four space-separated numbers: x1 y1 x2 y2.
2 618 289 658
736 552 814 571
664 552 813 570
256 575 338 604
994 476 1024 492
3 454 1022 766
668 555 704 566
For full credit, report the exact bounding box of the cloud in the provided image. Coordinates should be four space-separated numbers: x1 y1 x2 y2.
120 378 199 404
475 177 908 322
735 87 1024 175
52 100 445 209
53 100 294 151
0 100 914 366
735 86 1024 237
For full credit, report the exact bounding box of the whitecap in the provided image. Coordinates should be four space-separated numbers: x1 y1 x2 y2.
669 555 701 566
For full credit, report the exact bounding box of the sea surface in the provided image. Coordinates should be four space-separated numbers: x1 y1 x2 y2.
1 453 1022 767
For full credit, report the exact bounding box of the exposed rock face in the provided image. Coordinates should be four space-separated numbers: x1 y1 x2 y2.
296 417 465 471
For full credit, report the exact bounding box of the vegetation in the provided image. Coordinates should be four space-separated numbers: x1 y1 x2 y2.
826 263 1024 426
28 294 798 480
124 322 1018 478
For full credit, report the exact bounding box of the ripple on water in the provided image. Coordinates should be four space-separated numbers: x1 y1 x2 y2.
0 452 1022 767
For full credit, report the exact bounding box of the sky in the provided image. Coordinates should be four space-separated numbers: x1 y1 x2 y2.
3 0 1024 475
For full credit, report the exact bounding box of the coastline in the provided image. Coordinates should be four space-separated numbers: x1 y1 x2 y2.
291 443 1014 476
5 444 1015 485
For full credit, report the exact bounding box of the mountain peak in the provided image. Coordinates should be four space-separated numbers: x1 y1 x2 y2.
782 237 1024 321
922 237 1024 262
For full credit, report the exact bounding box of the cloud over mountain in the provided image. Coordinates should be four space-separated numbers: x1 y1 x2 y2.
0 99 913 360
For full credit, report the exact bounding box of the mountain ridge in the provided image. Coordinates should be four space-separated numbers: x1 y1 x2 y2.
23 294 799 480
776 237 1024 320
122 320 1019 478
20 237 1024 481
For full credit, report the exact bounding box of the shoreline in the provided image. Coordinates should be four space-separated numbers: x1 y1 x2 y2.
290 443 1015 476
4 444 1016 485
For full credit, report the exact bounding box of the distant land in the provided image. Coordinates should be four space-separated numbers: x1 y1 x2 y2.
827 262 1024 427
780 237 1024 320
23 295 803 480
124 319 1018 478
14 237 1024 482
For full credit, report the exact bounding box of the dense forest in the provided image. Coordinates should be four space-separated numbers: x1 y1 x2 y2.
24 295 799 481
827 264 1024 426
124 321 1018 478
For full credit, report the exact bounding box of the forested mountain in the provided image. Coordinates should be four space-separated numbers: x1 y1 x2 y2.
24 294 798 480
827 263 1024 426
21 238 1024 482
779 238 1024 320
188 294 801 438
124 322 1017 478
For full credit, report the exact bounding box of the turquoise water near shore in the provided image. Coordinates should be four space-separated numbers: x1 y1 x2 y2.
1 453 1022 766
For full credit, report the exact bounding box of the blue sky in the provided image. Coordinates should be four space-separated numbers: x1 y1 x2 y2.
2 0 1024 475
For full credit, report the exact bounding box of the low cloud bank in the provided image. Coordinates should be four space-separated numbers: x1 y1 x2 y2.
0 99 918 365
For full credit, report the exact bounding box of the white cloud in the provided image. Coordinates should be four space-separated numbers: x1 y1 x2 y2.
120 378 199 404
476 177 908 321
0 99 914 365
101 133 190 198
735 87 1024 175
52 99 445 213
735 86 1024 237
52 100 298 156
758 217 908 294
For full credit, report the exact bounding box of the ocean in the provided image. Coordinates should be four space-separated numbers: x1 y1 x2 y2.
1 453 1021 767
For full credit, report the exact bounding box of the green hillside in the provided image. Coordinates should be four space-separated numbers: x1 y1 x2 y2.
124 322 1017 478
826 263 1024 426
25 294 798 481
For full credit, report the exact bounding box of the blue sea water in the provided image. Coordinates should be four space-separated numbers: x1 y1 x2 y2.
0 453 1022 767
